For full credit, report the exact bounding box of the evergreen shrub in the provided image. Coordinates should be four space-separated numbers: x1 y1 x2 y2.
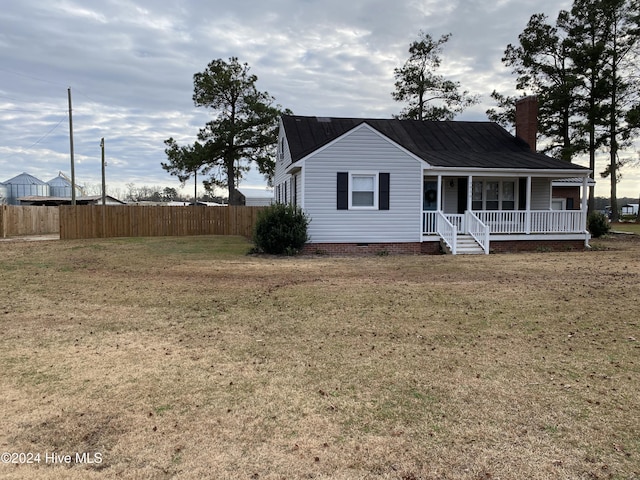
252 203 310 255
587 211 610 238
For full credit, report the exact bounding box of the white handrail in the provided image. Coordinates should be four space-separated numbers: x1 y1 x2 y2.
436 211 457 254
444 214 465 233
466 211 490 254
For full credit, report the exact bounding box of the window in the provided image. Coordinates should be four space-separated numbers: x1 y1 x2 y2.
471 180 517 211
486 182 499 210
337 172 389 211
472 181 483 210
502 181 515 210
351 173 376 208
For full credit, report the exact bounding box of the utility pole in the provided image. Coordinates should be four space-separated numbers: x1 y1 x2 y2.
68 88 76 206
100 138 106 237
100 138 106 206
194 169 198 206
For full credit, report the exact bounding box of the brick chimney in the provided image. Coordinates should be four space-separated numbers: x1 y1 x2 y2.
515 96 538 152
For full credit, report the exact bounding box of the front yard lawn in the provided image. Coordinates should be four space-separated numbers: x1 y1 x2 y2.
1 235 639 479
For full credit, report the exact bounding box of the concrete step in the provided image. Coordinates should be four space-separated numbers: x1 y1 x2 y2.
452 235 485 255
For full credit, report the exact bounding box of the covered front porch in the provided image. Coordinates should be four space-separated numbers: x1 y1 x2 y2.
421 173 591 254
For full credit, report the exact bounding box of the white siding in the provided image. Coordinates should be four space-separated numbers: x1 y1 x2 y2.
245 196 273 206
273 118 293 192
294 172 302 206
531 178 551 210
443 178 459 214
303 125 422 243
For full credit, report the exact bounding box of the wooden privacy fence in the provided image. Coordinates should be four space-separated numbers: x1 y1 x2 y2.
59 205 266 240
1 205 59 237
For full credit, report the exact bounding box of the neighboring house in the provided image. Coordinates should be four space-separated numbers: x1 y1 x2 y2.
551 177 596 211
164 201 225 206
237 188 274 206
274 97 592 255
18 195 126 206
621 204 639 216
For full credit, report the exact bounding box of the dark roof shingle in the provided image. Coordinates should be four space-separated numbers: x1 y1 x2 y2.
282 115 589 171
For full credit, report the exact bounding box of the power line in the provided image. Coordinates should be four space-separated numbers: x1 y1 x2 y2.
26 115 67 148
0 67 69 89
0 114 67 160
0 106 67 114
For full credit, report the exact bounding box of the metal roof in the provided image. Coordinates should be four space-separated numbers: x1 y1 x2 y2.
46 175 72 187
282 115 590 172
4 172 48 185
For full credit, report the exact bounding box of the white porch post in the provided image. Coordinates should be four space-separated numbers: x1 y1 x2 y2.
467 176 473 235
526 176 532 234
437 174 442 211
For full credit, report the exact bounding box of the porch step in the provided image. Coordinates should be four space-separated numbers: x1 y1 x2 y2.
441 234 485 255
456 235 485 254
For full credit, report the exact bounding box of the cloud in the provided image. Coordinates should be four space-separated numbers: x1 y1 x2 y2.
0 0 637 198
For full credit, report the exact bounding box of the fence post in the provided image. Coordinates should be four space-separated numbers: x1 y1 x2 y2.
1 205 5 238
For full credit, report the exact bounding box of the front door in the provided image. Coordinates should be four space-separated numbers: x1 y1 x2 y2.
457 177 468 214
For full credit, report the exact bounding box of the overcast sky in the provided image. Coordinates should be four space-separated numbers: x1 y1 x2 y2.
1 0 638 199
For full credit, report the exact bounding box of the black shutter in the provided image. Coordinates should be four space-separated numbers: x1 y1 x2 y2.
567 197 574 210
337 172 348 210
518 178 527 210
379 173 390 210
293 175 297 206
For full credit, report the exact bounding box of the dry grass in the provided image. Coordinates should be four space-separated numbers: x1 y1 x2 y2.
611 222 640 235
1 234 639 480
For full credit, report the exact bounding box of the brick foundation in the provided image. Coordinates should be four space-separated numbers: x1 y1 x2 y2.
302 242 422 256
490 239 586 253
421 241 442 255
300 239 585 256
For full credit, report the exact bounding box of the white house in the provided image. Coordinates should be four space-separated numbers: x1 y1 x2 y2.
621 204 639 216
237 188 274 206
274 98 592 255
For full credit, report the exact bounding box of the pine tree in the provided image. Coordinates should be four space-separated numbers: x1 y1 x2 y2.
392 32 478 121
163 58 286 204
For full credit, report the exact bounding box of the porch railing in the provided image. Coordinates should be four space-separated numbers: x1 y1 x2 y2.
424 210 587 235
423 211 437 234
474 210 586 234
530 210 586 233
423 212 464 234
466 211 490 254
473 210 526 234
436 211 457 255
445 214 464 232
